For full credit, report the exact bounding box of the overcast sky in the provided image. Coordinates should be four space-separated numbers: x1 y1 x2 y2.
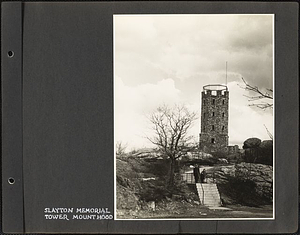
114 14 274 150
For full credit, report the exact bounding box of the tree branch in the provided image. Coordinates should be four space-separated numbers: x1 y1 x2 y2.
146 104 197 160
240 77 273 109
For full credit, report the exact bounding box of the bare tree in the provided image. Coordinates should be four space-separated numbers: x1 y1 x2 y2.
116 141 128 156
241 78 274 139
147 104 197 187
264 124 273 140
241 77 273 110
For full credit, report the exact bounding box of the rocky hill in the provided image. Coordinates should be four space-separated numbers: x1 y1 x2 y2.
206 163 273 206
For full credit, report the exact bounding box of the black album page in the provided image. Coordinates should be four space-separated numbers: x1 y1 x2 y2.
1 1 298 234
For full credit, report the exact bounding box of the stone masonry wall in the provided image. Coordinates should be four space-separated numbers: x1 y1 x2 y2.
200 88 229 152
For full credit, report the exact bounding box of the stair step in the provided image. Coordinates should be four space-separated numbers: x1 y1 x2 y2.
196 183 221 207
203 192 220 195
202 195 220 198
205 197 220 200
207 194 220 197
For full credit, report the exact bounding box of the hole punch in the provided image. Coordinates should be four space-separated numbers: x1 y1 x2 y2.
7 51 14 58
8 177 15 185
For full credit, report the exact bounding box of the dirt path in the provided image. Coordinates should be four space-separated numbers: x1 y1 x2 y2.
117 203 273 219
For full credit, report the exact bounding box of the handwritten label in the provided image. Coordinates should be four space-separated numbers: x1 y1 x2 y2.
44 207 113 221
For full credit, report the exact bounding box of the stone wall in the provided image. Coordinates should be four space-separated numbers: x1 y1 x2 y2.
227 145 240 154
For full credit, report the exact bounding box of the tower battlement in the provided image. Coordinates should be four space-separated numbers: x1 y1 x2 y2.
200 84 229 152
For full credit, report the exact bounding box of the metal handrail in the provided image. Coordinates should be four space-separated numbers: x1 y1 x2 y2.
181 172 205 204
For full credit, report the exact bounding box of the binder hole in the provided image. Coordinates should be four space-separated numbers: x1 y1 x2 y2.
7 51 14 58
8 177 15 185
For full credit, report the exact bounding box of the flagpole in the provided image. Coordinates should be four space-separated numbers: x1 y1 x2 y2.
226 61 228 85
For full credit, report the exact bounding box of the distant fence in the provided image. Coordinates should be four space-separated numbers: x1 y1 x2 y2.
181 172 195 184
181 171 216 184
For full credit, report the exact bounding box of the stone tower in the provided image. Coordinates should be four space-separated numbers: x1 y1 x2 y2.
199 84 229 152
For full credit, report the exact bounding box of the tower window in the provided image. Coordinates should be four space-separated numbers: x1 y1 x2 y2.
212 99 215 105
203 100 206 105
222 126 225 132
222 100 225 105
222 112 225 117
212 112 215 117
211 138 215 144
212 125 214 131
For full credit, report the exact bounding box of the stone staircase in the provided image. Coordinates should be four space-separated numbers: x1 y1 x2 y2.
196 183 221 207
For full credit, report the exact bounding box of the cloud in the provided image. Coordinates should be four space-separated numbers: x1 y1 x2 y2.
114 15 274 149
115 76 181 113
227 81 273 146
115 77 182 149
115 15 273 89
115 78 273 150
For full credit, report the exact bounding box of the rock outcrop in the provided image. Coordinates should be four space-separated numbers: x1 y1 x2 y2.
243 138 262 149
206 163 273 206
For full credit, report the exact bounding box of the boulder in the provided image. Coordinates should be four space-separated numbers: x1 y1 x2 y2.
235 163 273 200
217 158 229 164
260 140 273 151
258 140 273 165
206 165 235 184
242 139 273 165
243 138 261 149
212 163 273 206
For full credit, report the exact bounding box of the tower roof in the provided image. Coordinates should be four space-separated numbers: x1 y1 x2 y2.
203 84 228 91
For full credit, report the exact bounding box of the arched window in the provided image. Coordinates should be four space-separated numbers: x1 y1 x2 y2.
211 138 215 144
222 112 225 118
212 112 215 117
222 126 225 132
212 99 215 105
222 100 225 105
212 125 214 131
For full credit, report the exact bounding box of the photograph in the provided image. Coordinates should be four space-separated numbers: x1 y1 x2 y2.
114 14 274 220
